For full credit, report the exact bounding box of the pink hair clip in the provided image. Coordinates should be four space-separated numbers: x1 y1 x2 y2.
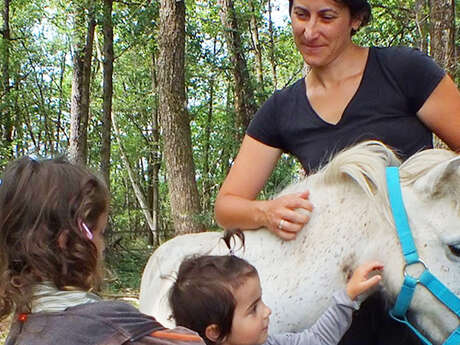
81 222 93 240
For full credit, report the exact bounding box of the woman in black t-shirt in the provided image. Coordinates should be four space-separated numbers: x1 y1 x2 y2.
214 0 460 240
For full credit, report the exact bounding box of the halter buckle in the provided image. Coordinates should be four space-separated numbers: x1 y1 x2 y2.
403 259 428 282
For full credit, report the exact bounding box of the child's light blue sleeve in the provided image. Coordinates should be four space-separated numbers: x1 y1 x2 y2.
265 289 360 345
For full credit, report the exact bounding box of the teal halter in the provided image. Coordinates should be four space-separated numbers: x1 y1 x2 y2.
386 166 460 345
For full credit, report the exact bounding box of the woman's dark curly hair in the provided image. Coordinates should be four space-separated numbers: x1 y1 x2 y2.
289 0 372 35
0 157 109 319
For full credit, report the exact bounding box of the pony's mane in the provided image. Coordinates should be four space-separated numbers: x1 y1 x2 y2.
278 141 457 227
277 141 400 225
316 141 401 225
316 141 457 225
318 141 400 192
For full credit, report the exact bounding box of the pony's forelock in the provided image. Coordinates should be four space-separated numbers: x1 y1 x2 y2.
319 141 400 226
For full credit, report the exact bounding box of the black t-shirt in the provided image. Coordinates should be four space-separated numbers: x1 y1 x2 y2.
246 46 445 172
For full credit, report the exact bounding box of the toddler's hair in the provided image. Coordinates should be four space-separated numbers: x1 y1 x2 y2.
0 156 109 319
169 255 258 345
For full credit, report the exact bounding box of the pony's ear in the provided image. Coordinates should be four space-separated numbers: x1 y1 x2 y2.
413 156 460 197
205 324 221 343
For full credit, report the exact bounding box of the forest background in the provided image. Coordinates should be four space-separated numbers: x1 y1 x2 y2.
0 0 458 311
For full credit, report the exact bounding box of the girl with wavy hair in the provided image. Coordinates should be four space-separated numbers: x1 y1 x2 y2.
0 156 204 345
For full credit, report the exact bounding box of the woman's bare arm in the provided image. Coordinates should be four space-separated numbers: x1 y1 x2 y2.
214 135 313 240
418 74 460 152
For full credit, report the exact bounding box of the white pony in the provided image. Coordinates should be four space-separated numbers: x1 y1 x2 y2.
139 141 460 345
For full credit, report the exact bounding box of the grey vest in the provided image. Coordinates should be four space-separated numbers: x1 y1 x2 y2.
5 301 204 345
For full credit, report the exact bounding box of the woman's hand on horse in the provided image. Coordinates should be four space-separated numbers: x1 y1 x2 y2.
346 261 384 300
265 190 313 241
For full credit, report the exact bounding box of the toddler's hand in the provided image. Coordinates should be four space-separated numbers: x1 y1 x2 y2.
346 261 383 300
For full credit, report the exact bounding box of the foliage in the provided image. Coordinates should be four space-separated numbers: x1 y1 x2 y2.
104 236 154 292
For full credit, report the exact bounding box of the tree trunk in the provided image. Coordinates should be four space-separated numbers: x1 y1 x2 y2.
429 0 455 149
56 52 66 152
202 74 215 214
12 79 21 155
249 0 264 95
112 113 157 244
218 0 257 141
267 0 278 90
148 52 162 245
1 0 12 158
429 0 455 75
101 0 114 188
415 0 429 53
158 0 203 235
221 79 234 176
69 1 96 166
147 147 161 245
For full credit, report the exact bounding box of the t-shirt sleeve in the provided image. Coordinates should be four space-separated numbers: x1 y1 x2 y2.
246 91 283 149
382 46 445 112
265 290 359 345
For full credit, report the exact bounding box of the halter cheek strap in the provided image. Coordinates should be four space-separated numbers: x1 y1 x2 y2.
386 167 460 345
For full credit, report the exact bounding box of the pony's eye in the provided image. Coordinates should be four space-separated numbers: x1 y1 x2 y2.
448 244 460 257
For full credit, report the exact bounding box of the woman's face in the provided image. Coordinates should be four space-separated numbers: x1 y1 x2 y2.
290 0 361 68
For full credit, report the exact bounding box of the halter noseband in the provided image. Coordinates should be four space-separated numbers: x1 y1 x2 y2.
386 167 460 345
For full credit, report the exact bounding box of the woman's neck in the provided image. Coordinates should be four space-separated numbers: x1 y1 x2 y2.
307 44 368 89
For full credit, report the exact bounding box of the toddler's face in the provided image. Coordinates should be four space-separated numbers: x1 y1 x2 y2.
224 275 271 345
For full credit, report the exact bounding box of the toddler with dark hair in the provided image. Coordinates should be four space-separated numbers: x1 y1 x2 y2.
170 255 383 345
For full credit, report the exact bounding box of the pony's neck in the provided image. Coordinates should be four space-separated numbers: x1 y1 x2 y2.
307 172 396 266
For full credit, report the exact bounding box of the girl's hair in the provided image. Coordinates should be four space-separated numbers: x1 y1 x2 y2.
169 255 258 345
289 0 372 35
0 156 109 319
